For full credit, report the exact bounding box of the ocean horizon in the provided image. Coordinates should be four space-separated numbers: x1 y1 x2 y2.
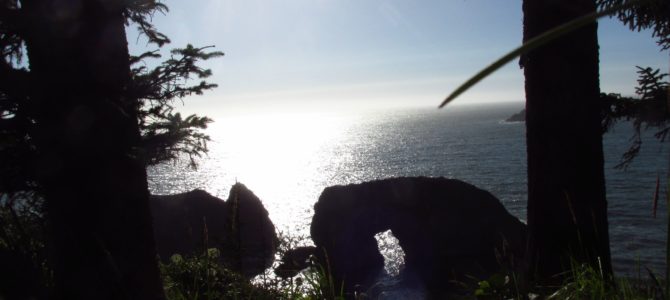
148 101 668 276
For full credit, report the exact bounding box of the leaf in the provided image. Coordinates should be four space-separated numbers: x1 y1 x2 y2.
438 0 647 108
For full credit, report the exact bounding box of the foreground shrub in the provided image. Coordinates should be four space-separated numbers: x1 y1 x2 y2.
160 248 281 300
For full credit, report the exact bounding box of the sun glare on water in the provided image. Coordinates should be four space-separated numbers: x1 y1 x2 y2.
200 112 357 235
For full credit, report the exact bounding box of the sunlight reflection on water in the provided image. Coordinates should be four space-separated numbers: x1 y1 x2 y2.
148 103 668 276
205 112 358 236
149 111 372 238
148 104 531 259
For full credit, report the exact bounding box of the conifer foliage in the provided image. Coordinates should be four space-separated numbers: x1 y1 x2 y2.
597 0 670 50
130 43 223 167
1 1 221 189
0 0 222 298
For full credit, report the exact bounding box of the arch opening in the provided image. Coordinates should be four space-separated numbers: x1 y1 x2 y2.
374 230 405 276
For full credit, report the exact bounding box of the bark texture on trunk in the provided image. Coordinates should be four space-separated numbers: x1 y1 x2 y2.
23 1 164 298
523 0 612 283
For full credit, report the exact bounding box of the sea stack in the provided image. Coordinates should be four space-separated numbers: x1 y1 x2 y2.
150 183 278 278
310 177 527 294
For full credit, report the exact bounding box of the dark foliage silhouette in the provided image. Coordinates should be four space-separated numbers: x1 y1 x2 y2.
0 0 222 298
601 66 670 168
597 0 670 50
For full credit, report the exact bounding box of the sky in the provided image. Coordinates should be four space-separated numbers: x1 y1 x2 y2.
126 0 669 117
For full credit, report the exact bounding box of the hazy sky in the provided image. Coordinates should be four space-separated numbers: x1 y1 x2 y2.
127 0 668 117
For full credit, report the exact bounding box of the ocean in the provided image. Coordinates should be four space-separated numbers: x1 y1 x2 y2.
147 102 668 276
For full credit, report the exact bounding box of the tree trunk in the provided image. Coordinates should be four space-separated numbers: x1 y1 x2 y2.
523 0 612 283
23 1 164 298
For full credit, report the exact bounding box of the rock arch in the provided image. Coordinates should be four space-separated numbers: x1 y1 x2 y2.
310 177 527 293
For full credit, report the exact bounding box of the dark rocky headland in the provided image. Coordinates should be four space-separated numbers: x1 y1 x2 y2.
506 109 526 122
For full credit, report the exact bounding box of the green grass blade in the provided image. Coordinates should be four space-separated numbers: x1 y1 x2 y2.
438 0 645 108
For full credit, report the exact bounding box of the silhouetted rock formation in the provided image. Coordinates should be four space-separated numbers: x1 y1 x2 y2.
224 183 279 277
506 109 526 122
150 189 226 261
310 177 527 294
150 183 277 278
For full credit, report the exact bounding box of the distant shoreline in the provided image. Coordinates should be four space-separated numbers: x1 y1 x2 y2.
505 108 525 122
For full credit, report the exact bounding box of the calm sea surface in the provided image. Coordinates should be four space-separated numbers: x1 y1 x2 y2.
148 102 668 276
